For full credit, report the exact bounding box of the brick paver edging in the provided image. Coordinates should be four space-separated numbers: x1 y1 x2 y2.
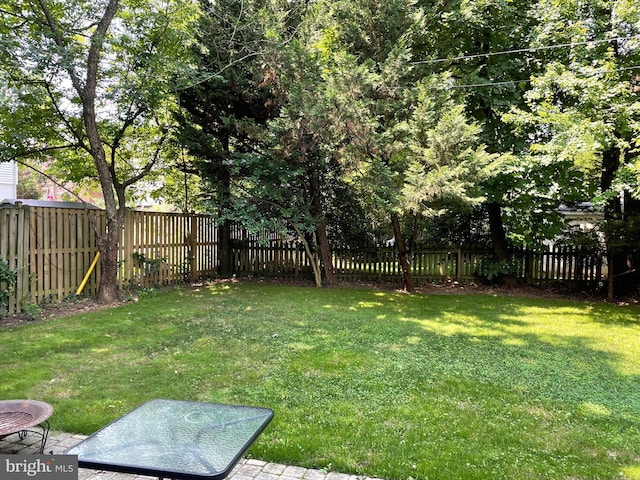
0 431 383 480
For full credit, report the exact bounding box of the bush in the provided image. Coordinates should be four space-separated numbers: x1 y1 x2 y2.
476 257 520 283
0 255 17 316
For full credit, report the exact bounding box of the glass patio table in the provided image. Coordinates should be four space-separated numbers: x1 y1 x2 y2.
65 399 273 480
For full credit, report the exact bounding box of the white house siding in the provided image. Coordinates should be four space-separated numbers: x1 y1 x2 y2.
0 161 18 201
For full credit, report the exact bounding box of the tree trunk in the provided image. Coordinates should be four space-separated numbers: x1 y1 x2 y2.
607 251 615 302
391 213 414 292
96 225 121 304
83 0 121 304
36 0 124 304
217 162 233 278
315 222 336 286
486 201 519 287
292 224 322 287
218 220 233 278
601 145 622 301
487 201 509 261
310 172 337 285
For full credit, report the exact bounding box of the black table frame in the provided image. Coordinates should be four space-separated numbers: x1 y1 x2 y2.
65 399 273 480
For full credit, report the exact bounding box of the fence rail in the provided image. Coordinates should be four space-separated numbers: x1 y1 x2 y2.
1 203 608 315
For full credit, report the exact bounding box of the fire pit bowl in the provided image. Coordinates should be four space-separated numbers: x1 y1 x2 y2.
0 400 53 453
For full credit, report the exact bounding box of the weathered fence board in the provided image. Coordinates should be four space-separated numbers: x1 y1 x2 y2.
0 207 28 313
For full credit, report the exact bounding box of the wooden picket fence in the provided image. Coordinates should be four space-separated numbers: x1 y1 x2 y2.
333 246 606 285
0 203 608 316
233 240 607 285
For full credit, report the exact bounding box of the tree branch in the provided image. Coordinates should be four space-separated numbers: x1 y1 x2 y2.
34 0 86 98
6 144 81 160
121 127 170 189
14 159 92 207
42 77 90 153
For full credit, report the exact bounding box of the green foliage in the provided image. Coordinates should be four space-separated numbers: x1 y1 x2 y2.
131 252 168 277
602 214 640 250
3 0 640 270
20 298 42 320
477 257 521 283
0 0 200 199
416 209 492 249
421 0 538 150
402 77 500 218
149 167 206 213
555 224 605 252
178 0 638 254
0 255 16 316
419 0 582 248
177 0 318 237
0 0 203 300
506 0 640 286
16 164 47 200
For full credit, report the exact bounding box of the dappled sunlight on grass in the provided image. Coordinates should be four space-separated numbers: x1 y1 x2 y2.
399 311 510 337
1 283 638 480
392 295 639 386
578 402 611 418
356 301 386 308
285 342 314 351
624 464 640 479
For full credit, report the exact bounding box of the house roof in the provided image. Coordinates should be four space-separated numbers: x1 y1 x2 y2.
0 199 100 209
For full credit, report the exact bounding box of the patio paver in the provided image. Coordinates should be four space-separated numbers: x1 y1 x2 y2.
0 431 383 480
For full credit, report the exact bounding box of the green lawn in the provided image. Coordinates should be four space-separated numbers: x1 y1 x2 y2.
1 282 639 480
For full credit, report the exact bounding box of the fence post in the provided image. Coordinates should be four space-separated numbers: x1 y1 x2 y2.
525 249 533 285
456 247 463 282
190 215 198 283
122 210 134 286
15 206 27 313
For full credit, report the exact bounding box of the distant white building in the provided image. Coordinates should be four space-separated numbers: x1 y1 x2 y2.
0 161 18 201
558 202 604 231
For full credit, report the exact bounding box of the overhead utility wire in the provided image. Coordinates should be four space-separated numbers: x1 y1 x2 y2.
450 64 640 89
413 34 640 65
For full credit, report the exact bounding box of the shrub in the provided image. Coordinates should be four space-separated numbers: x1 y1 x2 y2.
0 255 17 316
476 257 520 283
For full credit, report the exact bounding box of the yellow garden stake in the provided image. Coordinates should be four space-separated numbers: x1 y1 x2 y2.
77 252 100 295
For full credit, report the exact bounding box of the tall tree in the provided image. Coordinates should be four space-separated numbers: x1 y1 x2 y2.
312 0 427 291
402 76 499 225
179 0 349 286
176 0 282 278
418 0 546 283
0 0 197 302
508 0 640 297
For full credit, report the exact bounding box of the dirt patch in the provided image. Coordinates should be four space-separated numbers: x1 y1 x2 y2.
0 298 117 329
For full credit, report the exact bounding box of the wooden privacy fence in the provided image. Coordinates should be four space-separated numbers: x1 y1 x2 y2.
1 204 100 314
1 202 608 316
1 204 218 315
121 210 218 287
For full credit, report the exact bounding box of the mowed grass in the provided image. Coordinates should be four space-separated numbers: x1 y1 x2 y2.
1 282 639 480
